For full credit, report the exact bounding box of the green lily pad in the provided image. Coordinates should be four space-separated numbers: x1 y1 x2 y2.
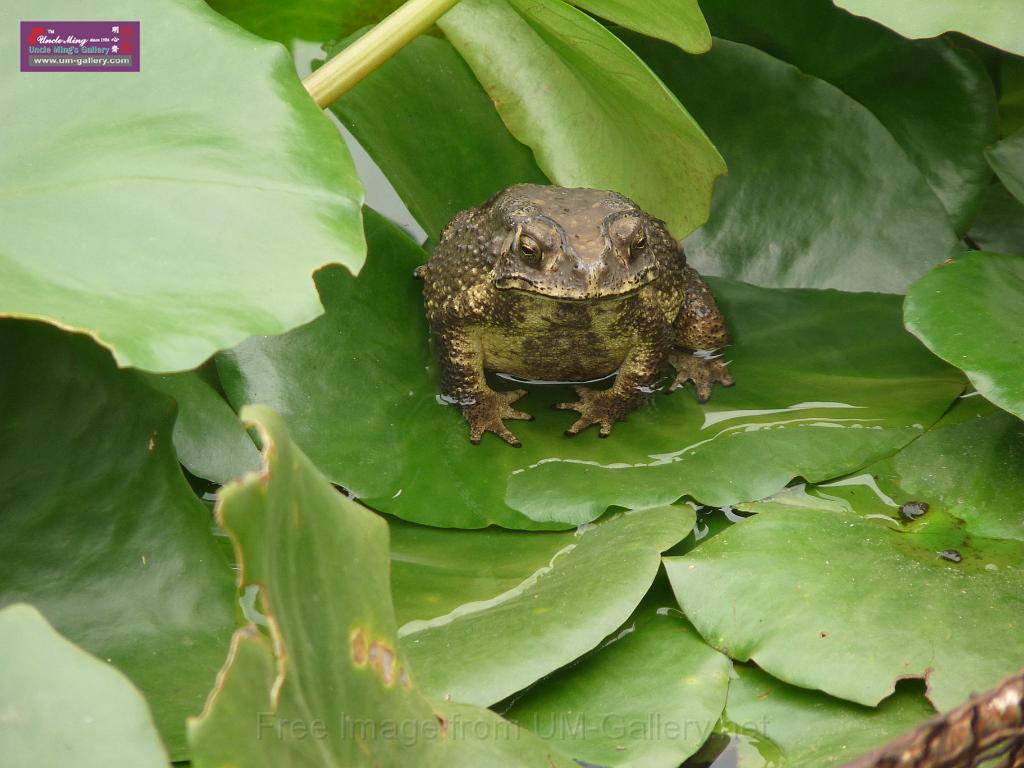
986 128 1024 204
188 406 575 768
697 0 998 232
328 34 547 240
744 395 1024 542
394 505 693 705
888 397 1024 542
0 0 364 373
207 0 403 46
665 504 1024 711
569 0 710 54
504 579 732 767
628 35 958 292
390 519 576 625
968 184 1024 256
142 370 261 485
831 0 1024 57
218 210 963 529
437 0 726 238
0 320 237 758
0 604 169 767
905 252 1024 421
716 664 935 768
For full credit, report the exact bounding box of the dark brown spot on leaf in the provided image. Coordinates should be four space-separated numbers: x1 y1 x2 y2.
351 629 367 666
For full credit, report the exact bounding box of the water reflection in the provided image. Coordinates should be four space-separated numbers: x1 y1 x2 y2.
700 401 864 430
495 370 618 386
670 505 754 556
818 473 899 507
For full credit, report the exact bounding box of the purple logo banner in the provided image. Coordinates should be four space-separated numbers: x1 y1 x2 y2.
21 21 140 72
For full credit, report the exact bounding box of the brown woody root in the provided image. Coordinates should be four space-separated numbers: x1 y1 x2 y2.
843 669 1024 768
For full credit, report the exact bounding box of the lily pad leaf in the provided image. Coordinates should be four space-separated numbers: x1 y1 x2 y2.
905 252 1024 421
504 578 731 768
627 34 959 292
744 395 1024 543
968 184 1024 256
569 0 710 54
394 505 693 706
831 0 1024 57
0 604 169 768
218 209 963 529
188 406 575 768
716 664 935 768
327 33 547 240
437 0 726 238
665 504 1024 711
697 0 998 232
0 0 364 372
887 396 1024 543
207 0 403 46
141 370 261 485
0 320 237 759
985 128 1024 205
390 520 580 625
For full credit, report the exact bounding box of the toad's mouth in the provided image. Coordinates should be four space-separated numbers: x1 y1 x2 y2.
496 282 645 302
494 267 657 302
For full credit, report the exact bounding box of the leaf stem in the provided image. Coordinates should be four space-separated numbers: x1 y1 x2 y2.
302 0 462 109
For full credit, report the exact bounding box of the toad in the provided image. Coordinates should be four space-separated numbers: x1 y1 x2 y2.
417 184 733 446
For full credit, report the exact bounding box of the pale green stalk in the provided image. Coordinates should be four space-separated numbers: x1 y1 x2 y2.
302 0 462 108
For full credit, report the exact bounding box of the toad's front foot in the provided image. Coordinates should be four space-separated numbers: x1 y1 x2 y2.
557 386 636 438
463 388 532 447
668 350 734 402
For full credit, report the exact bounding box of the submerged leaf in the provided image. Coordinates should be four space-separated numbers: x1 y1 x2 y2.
0 0 364 372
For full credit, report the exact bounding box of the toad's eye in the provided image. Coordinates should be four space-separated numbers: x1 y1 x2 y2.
630 234 648 258
519 237 541 263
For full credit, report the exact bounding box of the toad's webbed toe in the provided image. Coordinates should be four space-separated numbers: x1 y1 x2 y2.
557 385 638 438
463 388 532 447
668 350 734 402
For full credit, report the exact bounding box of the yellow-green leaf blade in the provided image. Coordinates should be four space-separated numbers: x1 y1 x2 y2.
438 0 726 238
0 0 365 372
